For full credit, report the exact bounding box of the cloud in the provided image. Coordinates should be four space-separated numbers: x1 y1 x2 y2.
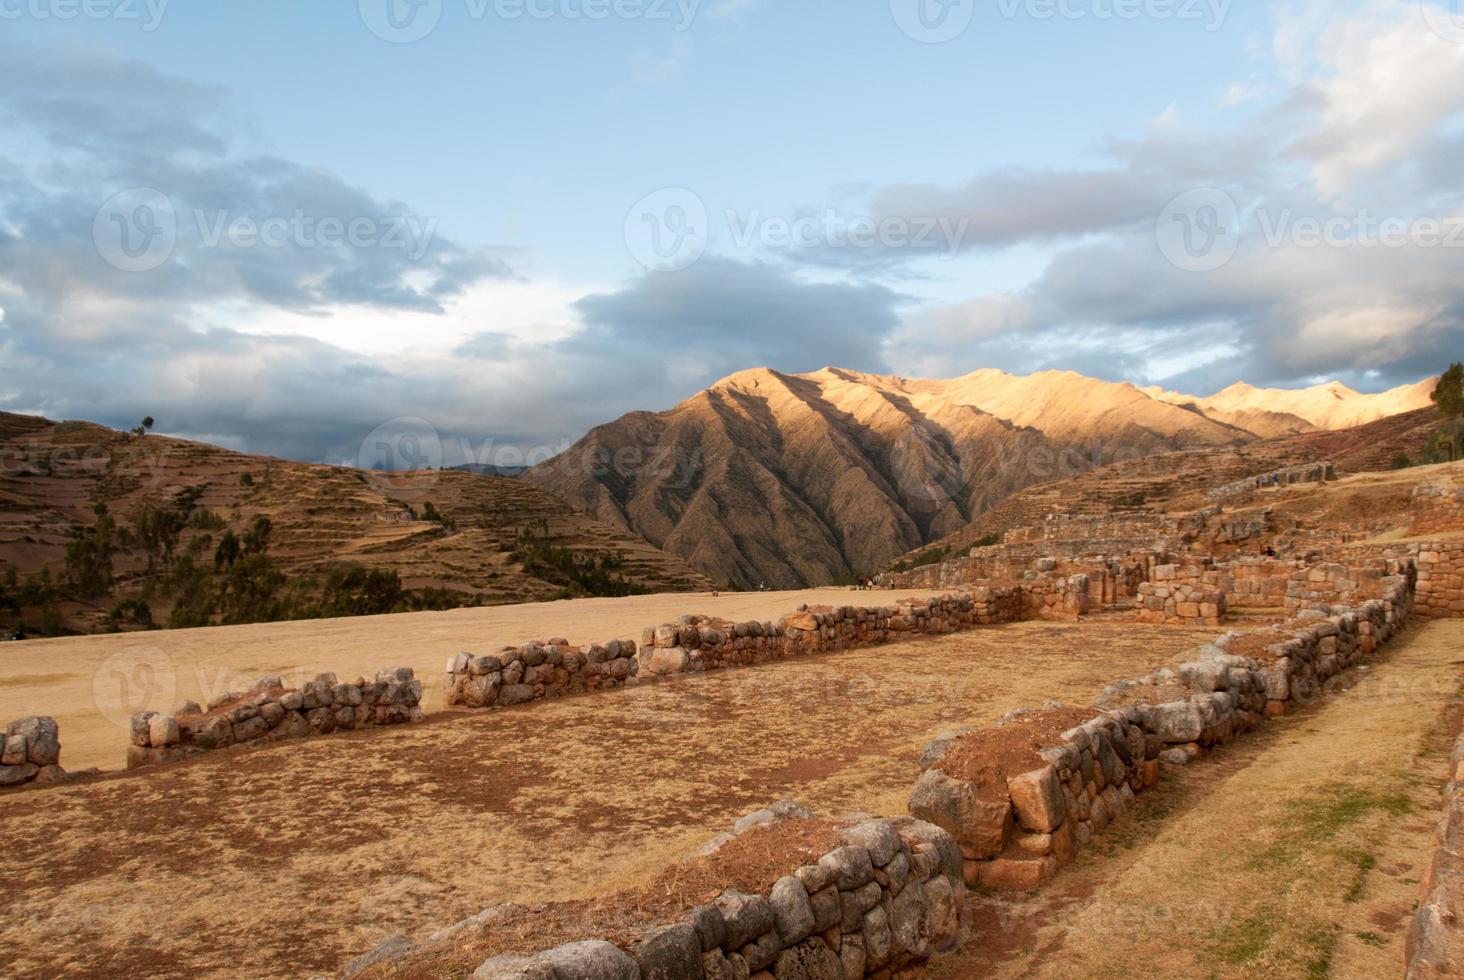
873 0 1464 393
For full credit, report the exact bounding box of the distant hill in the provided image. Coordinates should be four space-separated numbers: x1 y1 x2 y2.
0 413 710 636
526 367 1439 590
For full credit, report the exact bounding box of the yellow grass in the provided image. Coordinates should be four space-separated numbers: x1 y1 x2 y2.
0 619 1216 979
946 618 1464 979
0 588 949 772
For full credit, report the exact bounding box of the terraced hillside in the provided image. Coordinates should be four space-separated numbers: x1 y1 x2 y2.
888 407 1448 568
0 414 710 634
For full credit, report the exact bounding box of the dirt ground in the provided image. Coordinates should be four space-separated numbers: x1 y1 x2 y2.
0 620 1216 979
0 588 952 772
942 618 1464 980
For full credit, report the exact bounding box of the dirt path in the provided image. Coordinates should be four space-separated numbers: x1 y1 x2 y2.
0 621 1215 979
942 618 1464 980
0 588 948 772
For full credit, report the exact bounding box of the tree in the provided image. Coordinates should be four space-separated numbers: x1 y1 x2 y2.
1432 362 1464 463
130 416 155 437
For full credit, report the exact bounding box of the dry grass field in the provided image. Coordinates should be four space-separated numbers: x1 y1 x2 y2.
0 588 947 772
0 619 1217 979
943 618 1464 979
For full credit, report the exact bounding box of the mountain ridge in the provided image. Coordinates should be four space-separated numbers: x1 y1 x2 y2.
526 366 1439 589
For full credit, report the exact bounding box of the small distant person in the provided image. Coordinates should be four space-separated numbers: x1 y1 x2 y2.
1264 546 1277 558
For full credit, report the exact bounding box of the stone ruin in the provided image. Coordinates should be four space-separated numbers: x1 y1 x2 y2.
0 716 64 788
128 667 424 768
342 809 965 980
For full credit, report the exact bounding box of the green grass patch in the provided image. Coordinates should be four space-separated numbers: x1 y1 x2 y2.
1354 930 1388 948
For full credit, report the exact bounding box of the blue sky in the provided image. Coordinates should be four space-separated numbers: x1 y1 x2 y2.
1 0 1462 464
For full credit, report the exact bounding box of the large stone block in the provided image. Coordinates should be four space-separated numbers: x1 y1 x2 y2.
908 769 1012 859
1007 766 1066 833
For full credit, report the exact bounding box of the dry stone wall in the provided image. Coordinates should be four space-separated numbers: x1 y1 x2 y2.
128 668 424 768
1410 484 1464 536
343 813 966 980
0 717 64 788
445 592 1020 708
1407 722 1464 976
910 565 1413 892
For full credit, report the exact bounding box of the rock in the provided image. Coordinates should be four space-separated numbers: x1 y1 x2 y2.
699 833 735 857
977 856 1058 890
889 817 964 882
793 863 835 894
630 923 701 980
8 717 60 767
742 930 781 973
838 934 866 980
862 905 894 969
171 700 202 716
688 905 727 951
33 764 67 784
734 809 776 834
839 882 882 932
1007 766 1066 833
536 941 639 980
342 935 415 978
889 879 930 957
148 714 181 749
472 954 555 980
808 885 839 933
1148 701 1206 744
768 876 815 945
717 891 776 950
839 819 901 867
0 763 38 786
703 950 743 980
500 685 537 707
771 938 842 980
908 769 1012 860
784 611 818 631
817 846 874 890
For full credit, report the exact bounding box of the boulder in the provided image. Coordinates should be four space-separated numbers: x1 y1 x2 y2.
1006 766 1066 833
768 876 815 945
630 923 701 980
716 891 775 950
908 769 1011 859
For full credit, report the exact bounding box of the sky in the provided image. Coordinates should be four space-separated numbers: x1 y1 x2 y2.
1 0 1462 468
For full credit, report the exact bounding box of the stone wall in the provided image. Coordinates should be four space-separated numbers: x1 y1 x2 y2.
1134 563 1228 626
128 668 424 768
1284 558 1399 615
0 717 64 788
1407 721 1464 976
344 813 966 979
445 592 1021 708
1207 461 1335 503
910 566 1413 892
1411 484 1464 536
1416 545 1464 619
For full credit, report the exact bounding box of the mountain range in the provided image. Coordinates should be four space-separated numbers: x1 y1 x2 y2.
525 368 1437 589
